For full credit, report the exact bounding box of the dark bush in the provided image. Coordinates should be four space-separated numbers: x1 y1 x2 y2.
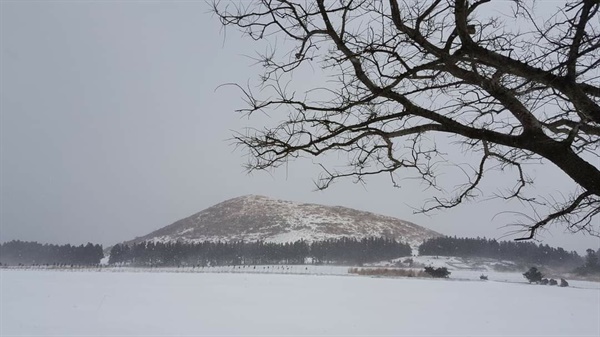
523 267 543 284
560 278 569 287
424 266 451 278
549 279 558 286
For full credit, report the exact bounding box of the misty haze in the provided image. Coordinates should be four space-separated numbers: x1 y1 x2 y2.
1 0 599 336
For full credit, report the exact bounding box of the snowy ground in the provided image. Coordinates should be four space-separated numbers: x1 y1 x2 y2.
2 268 599 336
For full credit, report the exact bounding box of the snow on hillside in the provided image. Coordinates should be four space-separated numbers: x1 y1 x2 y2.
366 255 600 284
129 195 441 249
2 269 598 336
369 255 522 271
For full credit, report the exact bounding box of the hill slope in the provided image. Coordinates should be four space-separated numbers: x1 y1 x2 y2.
128 195 441 248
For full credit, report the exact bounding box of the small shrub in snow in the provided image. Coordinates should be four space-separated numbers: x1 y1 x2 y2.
480 274 488 280
523 267 543 284
560 278 569 287
540 278 549 285
549 279 558 286
424 266 451 278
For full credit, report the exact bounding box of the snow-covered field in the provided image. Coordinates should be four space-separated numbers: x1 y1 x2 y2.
2 268 599 336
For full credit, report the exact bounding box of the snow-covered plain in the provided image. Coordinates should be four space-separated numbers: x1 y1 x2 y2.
2 269 599 336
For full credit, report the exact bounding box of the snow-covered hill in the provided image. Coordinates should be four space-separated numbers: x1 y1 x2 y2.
127 195 441 248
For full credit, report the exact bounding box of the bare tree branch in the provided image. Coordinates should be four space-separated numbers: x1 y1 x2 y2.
214 0 600 240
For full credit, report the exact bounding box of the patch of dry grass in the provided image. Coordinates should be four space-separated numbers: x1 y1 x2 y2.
348 267 430 278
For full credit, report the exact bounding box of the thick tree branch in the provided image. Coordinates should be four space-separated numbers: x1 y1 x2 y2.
214 0 600 240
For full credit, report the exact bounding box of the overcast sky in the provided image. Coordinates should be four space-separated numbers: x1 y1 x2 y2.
1 1 599 254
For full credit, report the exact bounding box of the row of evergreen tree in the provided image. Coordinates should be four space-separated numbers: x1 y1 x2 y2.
574 249 600 275
109 237 412 266
2 236 592 269
0 240 104 265
418 236 582 267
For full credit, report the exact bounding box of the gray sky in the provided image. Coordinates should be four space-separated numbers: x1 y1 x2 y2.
1 1 598 254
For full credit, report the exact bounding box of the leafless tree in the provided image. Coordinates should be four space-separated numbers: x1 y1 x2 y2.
213 0 600 240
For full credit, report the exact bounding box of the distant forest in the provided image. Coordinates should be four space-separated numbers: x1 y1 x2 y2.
109 237 412 266
419 236 583 267
1 236 591 269
0 240 104 266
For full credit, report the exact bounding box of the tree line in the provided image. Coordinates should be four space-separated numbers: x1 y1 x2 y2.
574 249 600 275
109 237 412 266
3 236 594 270
0 240 104 266
419 236 583 267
